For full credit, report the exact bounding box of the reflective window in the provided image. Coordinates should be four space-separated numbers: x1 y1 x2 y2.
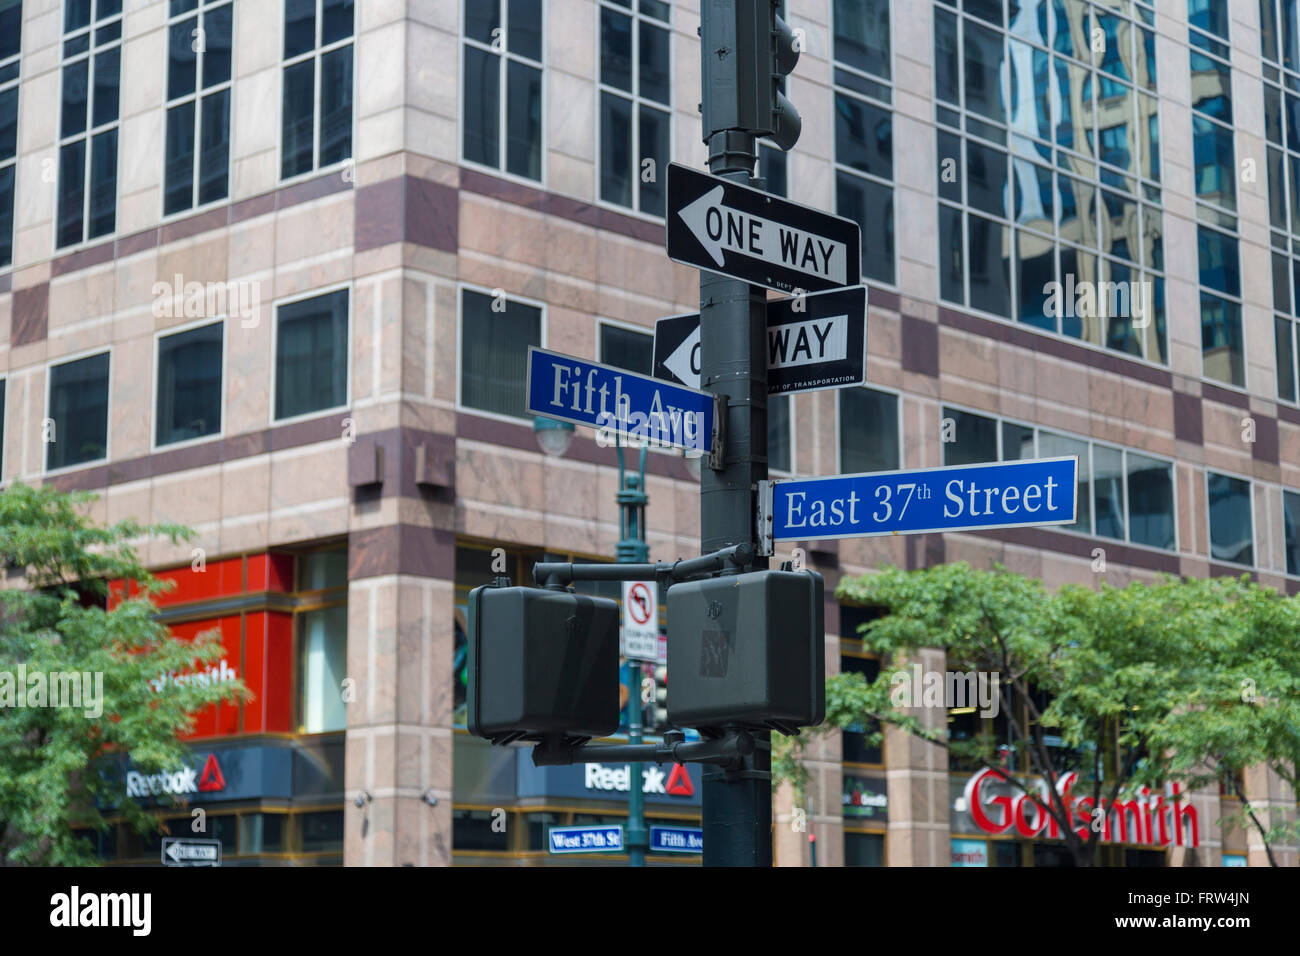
769 393 791 473
460 288 541 418
164 0 231 214
464 0 542 181
1284 488 1300 575
274 289 349 420
47 351 110 470
939 405 1174 550
1263 2 1300 402
1207 472 1253 566
835 0 895 285
598 322 652 375
58 0 121 247
935 0 1164 363
0 0 18 267
1190 2 1240 387
839 387 899 474
281 0 353 179
156 321 223 447
599 0 669 214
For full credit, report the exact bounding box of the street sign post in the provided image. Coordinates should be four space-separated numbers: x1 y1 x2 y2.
161 837 221 867
525 346 721 465
650 825 704 854
621 580 659 662
667 163 861 294
653 286 867 395
758 457 1079 552
548 825 625 854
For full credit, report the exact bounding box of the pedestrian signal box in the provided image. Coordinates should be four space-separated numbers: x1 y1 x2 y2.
666 570 825 733
466 581 620 744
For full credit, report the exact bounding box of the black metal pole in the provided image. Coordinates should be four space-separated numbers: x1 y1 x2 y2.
699 127 771 868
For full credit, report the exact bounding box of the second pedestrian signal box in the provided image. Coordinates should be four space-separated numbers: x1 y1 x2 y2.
666 569 825 733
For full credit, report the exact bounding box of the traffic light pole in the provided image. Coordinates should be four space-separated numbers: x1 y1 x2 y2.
699 128 772 868
616 438 649 867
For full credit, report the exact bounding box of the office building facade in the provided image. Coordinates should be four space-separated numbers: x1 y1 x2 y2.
0 0 1294 865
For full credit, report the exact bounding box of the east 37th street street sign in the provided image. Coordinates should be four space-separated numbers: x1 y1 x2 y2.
653 286 867 396
758 457 1079 552
526 346 722 465
666 163 861 294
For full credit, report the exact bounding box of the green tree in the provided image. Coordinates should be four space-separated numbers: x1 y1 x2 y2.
775 563 1300 867
0 483 246 865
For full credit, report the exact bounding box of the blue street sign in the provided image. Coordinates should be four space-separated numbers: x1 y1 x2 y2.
526 346 720 463
650 825 704 854
548 824 625 854
760 457 1078 546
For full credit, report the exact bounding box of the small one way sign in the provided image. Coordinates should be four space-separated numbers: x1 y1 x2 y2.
653 286 867 396
666 163 861 294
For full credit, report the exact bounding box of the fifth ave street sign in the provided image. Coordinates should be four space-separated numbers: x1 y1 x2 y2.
525 346 721 464
653 286 867 395
666 163 861 294
758 457 1078 551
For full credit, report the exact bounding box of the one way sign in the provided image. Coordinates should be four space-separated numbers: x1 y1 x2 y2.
654 286 867 396
666 163 861 293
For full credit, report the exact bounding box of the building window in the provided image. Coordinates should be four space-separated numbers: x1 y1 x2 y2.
57 0 123 248
1190 2 1242 387
156 321 223 447
759 143 788 198
0 0 19 268
47 351 110 471
839 386 899 474
834 0 895 285
463 0 543 182
281 0 354 179
274 289 349 421
0 375 6 477
1207 472 1253 567
939 404 1176 550
942 407 997 466
599 0 670 216
769 394 791 473
934 0 1165 363
1284 488 1300 575
460 288 541 418
1261 1 1300 401
297 547 348 734
599 321 652 375
845 831 886 866
164 0 233 215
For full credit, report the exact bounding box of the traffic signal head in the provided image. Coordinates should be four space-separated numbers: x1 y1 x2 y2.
466 581 620 745
700 0 802 150
652 664 669 730
666 569 825 733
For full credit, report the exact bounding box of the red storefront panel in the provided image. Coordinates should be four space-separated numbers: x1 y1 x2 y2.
242 611 293 734
116 552 297 740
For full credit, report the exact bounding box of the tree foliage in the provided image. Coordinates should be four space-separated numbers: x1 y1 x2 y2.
774 563 1300 866
0 482 246 865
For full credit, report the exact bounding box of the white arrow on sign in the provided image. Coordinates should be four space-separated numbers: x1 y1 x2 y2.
661 315 852 389
678 186 849 286
662 325 701 387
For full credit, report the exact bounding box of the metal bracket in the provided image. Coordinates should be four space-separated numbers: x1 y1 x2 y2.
708 392 726 471
755 480 775 556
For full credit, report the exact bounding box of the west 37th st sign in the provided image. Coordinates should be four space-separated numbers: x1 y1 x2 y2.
666 163 861 293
